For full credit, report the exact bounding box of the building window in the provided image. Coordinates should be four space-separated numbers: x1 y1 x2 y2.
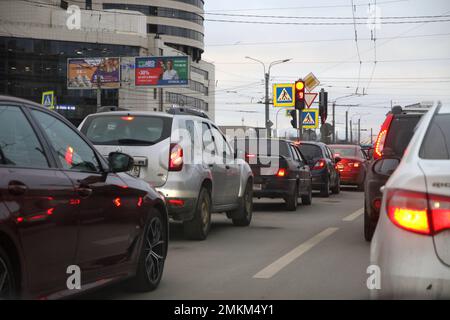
86 0 92 10
147 24 204 42
191 66 208 80
103 4 204 26
166 92 208 112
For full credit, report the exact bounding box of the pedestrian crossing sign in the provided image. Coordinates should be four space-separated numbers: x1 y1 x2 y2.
41 91 55 109
301 109 319 129
273 84 295 107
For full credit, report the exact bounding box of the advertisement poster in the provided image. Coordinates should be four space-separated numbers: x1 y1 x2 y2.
67 57 120 89
135 56 189 87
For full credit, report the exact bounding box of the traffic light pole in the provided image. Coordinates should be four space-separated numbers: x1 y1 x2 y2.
332 102 336 143
265 72 270 137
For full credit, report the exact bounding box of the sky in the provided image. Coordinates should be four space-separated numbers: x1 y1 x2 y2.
202 0 450 142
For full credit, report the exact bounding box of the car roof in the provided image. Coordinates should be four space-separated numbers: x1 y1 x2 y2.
0 95 43 108
298 141 326 147
329 144 359 148
85 110 174 119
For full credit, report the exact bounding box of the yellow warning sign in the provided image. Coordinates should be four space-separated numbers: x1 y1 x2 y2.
301 109 319 129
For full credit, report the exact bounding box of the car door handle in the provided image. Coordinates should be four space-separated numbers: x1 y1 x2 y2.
8 181 28 195
76 187 93 198
225 165 231 170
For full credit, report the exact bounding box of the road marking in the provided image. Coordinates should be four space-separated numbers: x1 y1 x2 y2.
253 227 339 279
342 208 364 222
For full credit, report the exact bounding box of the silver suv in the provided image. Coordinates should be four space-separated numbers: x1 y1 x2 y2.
79 108 253 240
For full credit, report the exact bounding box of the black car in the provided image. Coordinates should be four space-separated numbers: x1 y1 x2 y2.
364 104 429 241
234 138 312 211
0 96 168 299
298 141 341 197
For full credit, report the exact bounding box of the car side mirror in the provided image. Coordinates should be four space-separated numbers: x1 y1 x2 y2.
373 158 400 176
108 152 134 173
334 156 342 163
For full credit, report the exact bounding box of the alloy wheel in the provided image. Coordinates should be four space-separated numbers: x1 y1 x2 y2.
0 256 12 299
144 217 165 283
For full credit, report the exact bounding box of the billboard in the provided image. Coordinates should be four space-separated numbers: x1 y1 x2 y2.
67 57 120 89
135 56 189 87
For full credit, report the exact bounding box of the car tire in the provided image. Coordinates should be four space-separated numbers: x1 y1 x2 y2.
364 204 376 242
127 208 167 292
0 246 17 299
301 183 312 205
320 177 330 198
183 187 212 240
286 183 299 211
331 176 341 194
230 180 253 227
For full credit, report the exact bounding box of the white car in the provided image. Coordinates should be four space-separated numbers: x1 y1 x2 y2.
371 102 450 299
79 108 253 240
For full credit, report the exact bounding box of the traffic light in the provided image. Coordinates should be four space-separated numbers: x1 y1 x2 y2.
295 80 305 110
319 89 328 124
290 109 298 129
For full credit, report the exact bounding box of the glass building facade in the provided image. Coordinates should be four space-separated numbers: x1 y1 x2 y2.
0 37 140 125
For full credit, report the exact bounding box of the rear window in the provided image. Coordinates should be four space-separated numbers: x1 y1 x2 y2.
384 115 421 157
298 144 323 161
235 139 291 158
419 113 450 159
81 115 172 146
329 147 356 157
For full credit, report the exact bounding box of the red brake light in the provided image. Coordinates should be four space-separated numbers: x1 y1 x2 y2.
387 190 430 235
276 168 286 177
245 153 256 159
429 194 450 234
312 159 326 170
169 143 183 171
65 146 74 166
121 116 134 121
113 197 122 207
168 199 185 207
374 114 394 159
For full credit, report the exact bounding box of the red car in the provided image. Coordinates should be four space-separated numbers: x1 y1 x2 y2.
329 144 368 191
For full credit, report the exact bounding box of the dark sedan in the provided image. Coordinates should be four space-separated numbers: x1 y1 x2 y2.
0 96 168 299
234 138 312 211
297 141 341 197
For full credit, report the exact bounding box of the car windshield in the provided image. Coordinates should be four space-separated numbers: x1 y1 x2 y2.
298 144 322 161
235 139 291 158
329 147 356 157
81 115 172 146
384 115 421 157
419 108 450 159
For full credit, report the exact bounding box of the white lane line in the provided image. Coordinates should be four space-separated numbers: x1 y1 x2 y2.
342 207 364 222
253 227 339 279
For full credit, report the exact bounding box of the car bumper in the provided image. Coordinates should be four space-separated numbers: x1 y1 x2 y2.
155 172 201 221
311 170 327 189
371 204 450 299
253 176 296 198
339 170 363 185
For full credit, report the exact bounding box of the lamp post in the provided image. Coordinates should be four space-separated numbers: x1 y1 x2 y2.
245 57 292 137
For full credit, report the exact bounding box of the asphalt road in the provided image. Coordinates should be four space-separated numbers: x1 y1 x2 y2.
83 187 370 300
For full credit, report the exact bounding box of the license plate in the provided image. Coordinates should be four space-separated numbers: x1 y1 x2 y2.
128 165 141 177
253 184 262 191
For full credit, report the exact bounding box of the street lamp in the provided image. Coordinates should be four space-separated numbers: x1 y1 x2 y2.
245 56 292 137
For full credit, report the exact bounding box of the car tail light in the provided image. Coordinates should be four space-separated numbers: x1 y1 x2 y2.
121 116 134 121
312 159 326 170
374 114 394 159
353 161 361 168
387 189 450 236
169 143 183 171
373 198 382 211
168 199 185 207
276 168 287 177
429 194 450 234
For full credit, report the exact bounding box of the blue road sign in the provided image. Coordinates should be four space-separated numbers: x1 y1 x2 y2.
301 109 319 129
273 84 295 107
